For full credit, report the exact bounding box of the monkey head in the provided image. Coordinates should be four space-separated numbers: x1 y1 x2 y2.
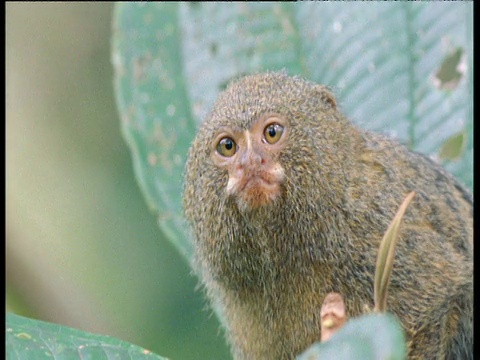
184 72 340 218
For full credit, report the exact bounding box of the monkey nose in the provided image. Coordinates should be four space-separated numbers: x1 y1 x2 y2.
239 148 265 168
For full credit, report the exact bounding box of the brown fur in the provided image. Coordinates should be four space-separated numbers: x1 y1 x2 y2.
183 72 473 359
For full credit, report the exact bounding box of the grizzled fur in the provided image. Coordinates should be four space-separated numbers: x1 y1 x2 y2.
183 72 473 359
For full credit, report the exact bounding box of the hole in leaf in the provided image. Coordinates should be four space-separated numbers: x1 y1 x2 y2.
433 47 466 91
438 131 466 161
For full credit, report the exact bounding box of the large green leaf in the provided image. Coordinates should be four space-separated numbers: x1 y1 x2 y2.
112 3 195 260
297 313 406 360
6 313 167 360
112 2 472 265
110 3 471 358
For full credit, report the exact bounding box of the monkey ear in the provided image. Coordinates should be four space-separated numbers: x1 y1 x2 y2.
313 85 337 110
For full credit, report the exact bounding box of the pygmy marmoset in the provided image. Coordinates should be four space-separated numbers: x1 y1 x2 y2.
183 72 473 359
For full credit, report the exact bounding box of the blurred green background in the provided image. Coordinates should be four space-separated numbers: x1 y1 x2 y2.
6 3 231 359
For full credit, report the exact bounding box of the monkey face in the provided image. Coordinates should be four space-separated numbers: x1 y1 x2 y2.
185 72 338 220
210 113 289 210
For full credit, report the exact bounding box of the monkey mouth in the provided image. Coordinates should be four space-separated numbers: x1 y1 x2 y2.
239 176 278 192
227 170 284 209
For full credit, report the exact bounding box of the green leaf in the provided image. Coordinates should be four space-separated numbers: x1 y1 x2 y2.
296 313 407 360
6 313 167 360
111 2 473 268
112 3 195 260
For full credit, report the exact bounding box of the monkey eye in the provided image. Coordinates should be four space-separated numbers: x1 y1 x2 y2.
216 137 237 157
264 123 284 144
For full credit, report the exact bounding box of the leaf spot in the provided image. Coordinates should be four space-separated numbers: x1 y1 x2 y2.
333 21 343 33
15 332 32 340
167 104 176 116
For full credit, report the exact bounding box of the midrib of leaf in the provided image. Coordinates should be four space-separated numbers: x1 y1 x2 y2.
408 2 471 191
280 3 309 78
406 4 460 144
402 2 420 149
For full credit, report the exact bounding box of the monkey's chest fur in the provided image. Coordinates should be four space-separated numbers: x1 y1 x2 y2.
195 200 378 359
191 159 472 360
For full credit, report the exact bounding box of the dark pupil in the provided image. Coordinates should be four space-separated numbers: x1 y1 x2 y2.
224 139 233 150
268 126 276 138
